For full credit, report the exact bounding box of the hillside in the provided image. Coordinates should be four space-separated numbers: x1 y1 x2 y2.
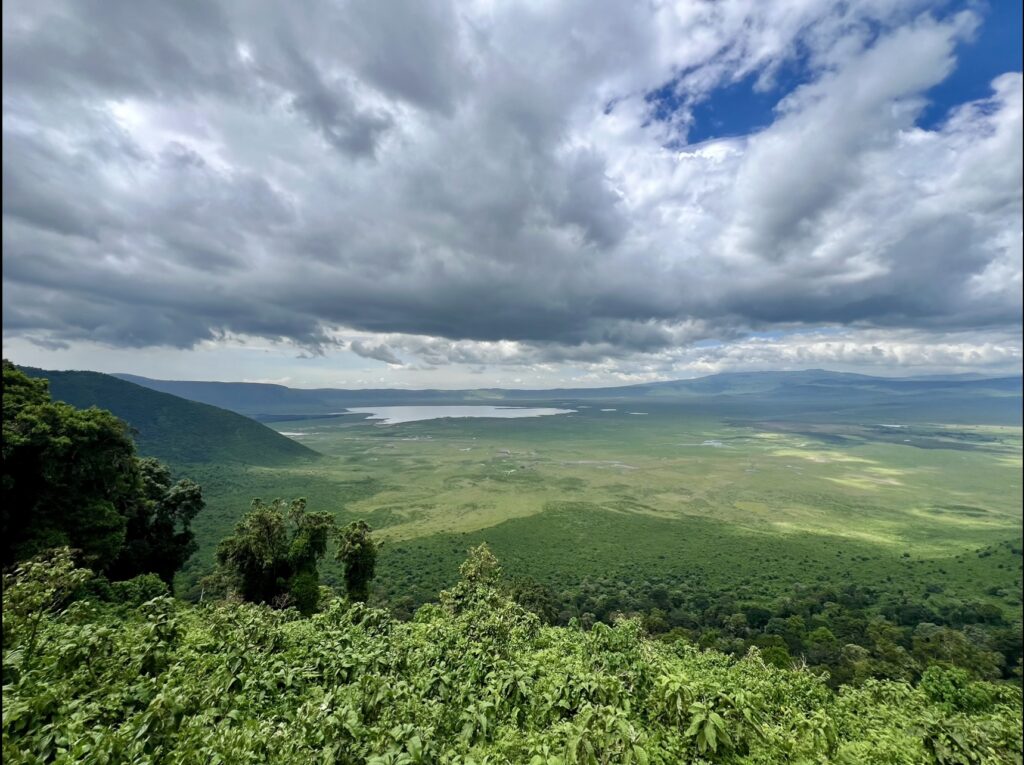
3 547 1022 763
114 372 475 416
116 369 1023 425
19 367 318 466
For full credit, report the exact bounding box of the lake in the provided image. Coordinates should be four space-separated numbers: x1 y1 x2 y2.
343 405 575 425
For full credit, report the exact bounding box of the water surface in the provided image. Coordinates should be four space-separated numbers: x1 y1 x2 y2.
345 405 575 425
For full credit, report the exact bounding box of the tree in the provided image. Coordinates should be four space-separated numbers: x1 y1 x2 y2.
865 617 918 681
3 361 137 567
287 500 336 614
506 575 558 624
2 362 202 583
108 458 205 585
806 626 839 666
912 623 1004 681
744 605 773 630
216 498 335 615
335 520 378 602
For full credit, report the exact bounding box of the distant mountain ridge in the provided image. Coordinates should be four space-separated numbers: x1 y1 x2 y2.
20 367 319 466
113 369 1022 424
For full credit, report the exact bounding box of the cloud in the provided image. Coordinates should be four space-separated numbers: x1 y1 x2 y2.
348 340 403 365
663 328 1023 378
2 0 1021 377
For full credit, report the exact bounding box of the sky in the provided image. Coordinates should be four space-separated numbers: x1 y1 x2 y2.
2 0 1022 389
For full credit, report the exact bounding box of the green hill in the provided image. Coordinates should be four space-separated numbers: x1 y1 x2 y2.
18 367 318 467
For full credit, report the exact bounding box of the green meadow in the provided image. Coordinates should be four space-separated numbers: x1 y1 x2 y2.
179 400 1023 622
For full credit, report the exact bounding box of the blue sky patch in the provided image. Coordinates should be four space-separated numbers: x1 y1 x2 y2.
650 1 1022 145
918 1 1023 128
684 71 798 144
642 66 802 145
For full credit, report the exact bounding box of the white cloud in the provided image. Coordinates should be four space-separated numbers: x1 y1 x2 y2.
2 0 1021 385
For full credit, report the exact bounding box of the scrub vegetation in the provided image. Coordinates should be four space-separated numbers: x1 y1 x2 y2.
4 545 1022 764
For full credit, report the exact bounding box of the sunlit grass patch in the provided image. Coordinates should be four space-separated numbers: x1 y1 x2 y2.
770 447 875 464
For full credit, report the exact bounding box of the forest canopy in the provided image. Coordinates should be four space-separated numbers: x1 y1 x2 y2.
2 360 203 584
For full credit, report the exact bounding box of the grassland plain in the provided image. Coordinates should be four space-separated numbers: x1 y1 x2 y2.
177 399 1023 627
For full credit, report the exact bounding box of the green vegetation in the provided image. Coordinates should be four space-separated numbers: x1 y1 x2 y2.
214 498 336 615
18 366 317 466
213 500 380 613
337 519 379 603
181 402 1020 611
379 510 1023 686
133 376 1019 687
106 458 204 586
3 367 1021 760
2 362 202 584
3 546 1022 763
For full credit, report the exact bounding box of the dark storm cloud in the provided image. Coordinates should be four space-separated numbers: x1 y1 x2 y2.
2 0 1021 364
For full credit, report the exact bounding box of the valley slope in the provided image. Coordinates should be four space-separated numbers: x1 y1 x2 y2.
20 366 318 466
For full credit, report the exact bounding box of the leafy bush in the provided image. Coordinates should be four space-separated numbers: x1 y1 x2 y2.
110 574 171 607
3 547 1022 763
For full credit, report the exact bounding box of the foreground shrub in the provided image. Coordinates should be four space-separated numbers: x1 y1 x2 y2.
3 546 1022 763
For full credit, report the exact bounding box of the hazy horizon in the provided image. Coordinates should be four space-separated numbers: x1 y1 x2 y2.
7 360 1020 392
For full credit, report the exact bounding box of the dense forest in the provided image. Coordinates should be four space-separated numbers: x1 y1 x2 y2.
381 554 1023 689
3 362 1022 762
